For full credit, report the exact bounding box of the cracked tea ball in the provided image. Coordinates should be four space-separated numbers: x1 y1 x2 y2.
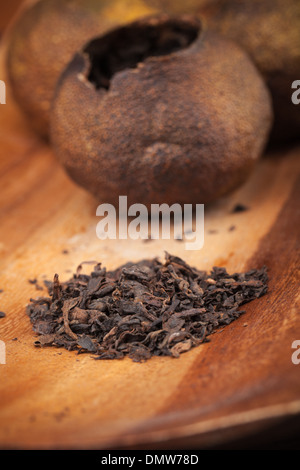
5 0 156 138
50 15 273 207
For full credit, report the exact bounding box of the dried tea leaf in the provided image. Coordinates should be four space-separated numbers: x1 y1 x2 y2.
170 339 193 358
77 334 97 353
26 254 268 362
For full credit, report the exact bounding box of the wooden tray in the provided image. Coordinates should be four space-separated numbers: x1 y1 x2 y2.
0 37 299 449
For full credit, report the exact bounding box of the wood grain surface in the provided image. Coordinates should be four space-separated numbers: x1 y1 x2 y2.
0 28 300 449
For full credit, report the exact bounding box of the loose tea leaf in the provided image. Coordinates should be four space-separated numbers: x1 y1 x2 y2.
26 253 268 362
28 278 44 291
232 204 249 213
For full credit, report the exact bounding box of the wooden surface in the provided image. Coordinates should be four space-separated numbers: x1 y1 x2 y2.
0 36 300 449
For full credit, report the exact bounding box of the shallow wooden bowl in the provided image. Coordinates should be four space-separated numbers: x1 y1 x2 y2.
0 39 299 449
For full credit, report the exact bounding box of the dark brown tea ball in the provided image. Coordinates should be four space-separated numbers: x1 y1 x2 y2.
50 15 273 207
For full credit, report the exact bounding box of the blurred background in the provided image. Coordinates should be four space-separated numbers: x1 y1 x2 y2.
0 0 24 35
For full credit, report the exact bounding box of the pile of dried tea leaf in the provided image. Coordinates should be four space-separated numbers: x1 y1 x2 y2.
26 253 268 362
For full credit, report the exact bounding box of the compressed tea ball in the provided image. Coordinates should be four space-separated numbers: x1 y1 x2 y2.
50 15 273 207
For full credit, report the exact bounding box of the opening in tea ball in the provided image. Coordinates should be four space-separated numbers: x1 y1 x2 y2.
84 16 201 90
